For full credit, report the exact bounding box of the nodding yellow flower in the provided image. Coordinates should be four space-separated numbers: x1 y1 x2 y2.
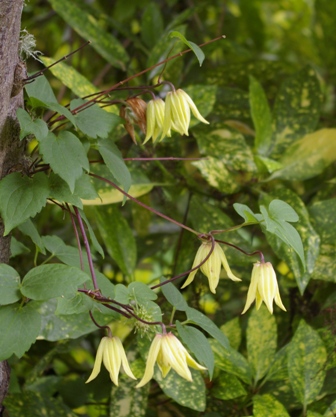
136 332 206 388
241 261 287 314
143 98 165 144
181 241 241 294
86 336 136 386
162 89 209 138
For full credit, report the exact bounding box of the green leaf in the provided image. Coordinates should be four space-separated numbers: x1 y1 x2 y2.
233 203 261 224
141 3 164 49
210 339 253 384
288 320 327 407
97 140 132 193
95 205 137 277
271 66 322 157
10 237 30 258
48 173 83 208
0 264 21 305
17 108 49 141
260 189 320 293
160 280 188 311
18 219 46 254
176 322 214 379
128 282 157 304
70 99 121 139
246 305 277 383
4 391 78 417
324 400 336 417
249 76 273 155
156 367 206 411
49 0 129 70
253 394 290 417
169 31 205 66
78 208 104 258
41 56 99 97
211 372 247 400
220 317 242 351
260 199 305 268
0 172 49 235
39 131 89 193
0 303 41 360
25 74 57 104
269 129 336 181
186 307 229 350
309 199 336 283
21 264 89 300
55 292 93 315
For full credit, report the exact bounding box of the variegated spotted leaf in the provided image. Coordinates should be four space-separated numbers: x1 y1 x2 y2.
155 367 206 411
324 399 336 417
211 372 247 400
269 129 336 182
253 394 290 417
271 66 322 158
220 317 242 351
288 320 327 408
309 199 336 283
246 305 277 383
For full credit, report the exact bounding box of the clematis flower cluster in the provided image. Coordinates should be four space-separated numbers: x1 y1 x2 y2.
144 88 209 143
86 332 206 387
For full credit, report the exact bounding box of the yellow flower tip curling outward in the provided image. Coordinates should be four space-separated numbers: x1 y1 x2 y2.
143 98 165 144
86 336 136 386
181 241 241 294
136 332 206 388
241 261 287 315
162 89 209 139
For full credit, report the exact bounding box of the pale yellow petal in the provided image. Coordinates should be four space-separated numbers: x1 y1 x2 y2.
163 335 192 381
241 263 260 314
103 338 121 386
218 245 241 282
114 337 137 380
136 334 162 388
86 337 107 383
179 90 209 125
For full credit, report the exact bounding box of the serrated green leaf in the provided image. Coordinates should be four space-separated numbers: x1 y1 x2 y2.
246 305 277 383
55 292 93 315
253 394 290 417
271 66 322 157
176 322 214 379
41 56 99 97
0 303 41 360
249 76 273 155
212 372 247 400
0 264 21 305
48 173 83 208
186 307 229 350
25 74 57 104
288 320 327 407
160 280 188 311
95 205 137 277
169 31 205 66
269 129 336 182
17 108 49 141
31 99 77 127
49 0 129 70
70 99 121 139
18 219 46 254
309 199 336 283
21 264 89 300
97 140 132 193
39 131 89 193
0 172 49 235
156 367 206 411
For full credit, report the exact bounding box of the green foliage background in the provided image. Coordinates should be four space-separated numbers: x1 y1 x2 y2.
1 0 336 416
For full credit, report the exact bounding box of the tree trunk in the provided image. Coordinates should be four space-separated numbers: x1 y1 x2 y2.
0 0 25 411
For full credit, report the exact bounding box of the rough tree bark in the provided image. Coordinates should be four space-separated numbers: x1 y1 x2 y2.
0 0 25 411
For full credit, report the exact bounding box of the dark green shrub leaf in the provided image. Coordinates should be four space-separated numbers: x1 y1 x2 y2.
176 321 214 379
170 31 205 66
18 219 46 254
211 372 247 400
21 264 89 300
0 172 49 235
253 394 290 417
0 264 21 305
39 131 89 193
141 3 164 49
0 303 41 360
